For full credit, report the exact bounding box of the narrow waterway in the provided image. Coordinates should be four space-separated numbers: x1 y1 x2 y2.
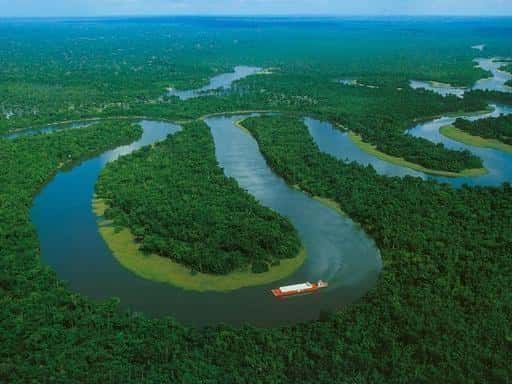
313 57 512 187
307 104 512 188
167 66 261 100
410 58 512 96
28 116 382 326
407 57 512 186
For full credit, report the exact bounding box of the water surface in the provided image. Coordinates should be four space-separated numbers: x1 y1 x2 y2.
311 57 512 188
5 121 94 139
307 106 512 188
167 66 261 100
410 57 512 97
30 116 382 326
409 80 466 98
473 58 512 93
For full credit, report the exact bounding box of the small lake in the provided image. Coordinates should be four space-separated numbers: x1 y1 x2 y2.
167 66 261 100
29 116 382 327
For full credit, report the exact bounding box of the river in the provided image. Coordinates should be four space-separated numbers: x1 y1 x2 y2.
27 116 381 326
21 56 510 326
310 57 512 187
167 66 262 100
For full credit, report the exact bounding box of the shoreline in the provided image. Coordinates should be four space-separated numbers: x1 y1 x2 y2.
5 110 278 135
347 132 488 178
440 125 512 154
92 198 307 292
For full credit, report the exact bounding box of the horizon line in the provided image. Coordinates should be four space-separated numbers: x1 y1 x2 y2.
2 14 512 20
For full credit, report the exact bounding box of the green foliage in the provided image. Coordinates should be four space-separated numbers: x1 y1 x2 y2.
361 123 483 172
2 18 512 383
1 89 511 384
0 18 504 173
242 114 512 382
95 121 300 274
454 115 512 145
251 261 270 274
501 64 512 87
3 114 507 382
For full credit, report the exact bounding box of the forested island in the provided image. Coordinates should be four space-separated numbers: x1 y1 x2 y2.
439 115 512 152
95 120 302 286
456 115 512 144
2 17 512 383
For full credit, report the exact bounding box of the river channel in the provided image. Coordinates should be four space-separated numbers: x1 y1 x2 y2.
28 116 382 326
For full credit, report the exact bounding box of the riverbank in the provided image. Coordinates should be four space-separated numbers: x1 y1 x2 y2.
93 198 306 292
347 132 488 177
5 110 277 135
440 125 512 154
290 184 347 218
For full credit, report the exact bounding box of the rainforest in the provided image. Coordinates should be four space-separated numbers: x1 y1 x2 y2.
454 115 512 145
95 120 301 276
1 16 512 383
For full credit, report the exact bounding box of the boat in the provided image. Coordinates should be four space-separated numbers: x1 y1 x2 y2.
271 280 328 297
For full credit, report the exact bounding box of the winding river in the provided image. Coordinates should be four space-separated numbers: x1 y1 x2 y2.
312 57 512 187
167 65 262 100
27 116 381 327
18 56 511 326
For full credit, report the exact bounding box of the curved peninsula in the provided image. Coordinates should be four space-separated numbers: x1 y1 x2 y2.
439 115 512 154
346 131 487 177
306 57 512 187
94 120 305 291
28 115 381 325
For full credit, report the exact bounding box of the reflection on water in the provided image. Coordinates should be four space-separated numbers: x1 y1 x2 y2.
471 44 485 52
408 104 512 187
339 79 379 89
30 117 382 327
167 66 261 100
208 115 381 287
305 117 426 180
100 120 177 164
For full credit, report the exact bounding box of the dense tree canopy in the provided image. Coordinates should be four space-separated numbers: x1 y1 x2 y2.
1 17 512 383
95 121 300 274
241 115 512 382
454 115 512 145
1 18 507 174
1 112 511 382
